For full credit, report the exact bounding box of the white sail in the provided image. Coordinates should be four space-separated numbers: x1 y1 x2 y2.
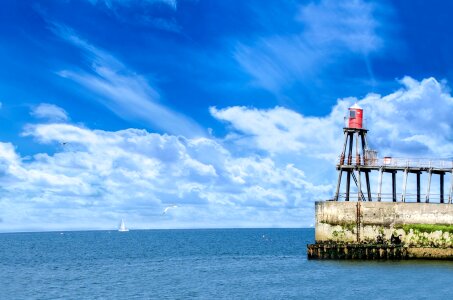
118 219 129 232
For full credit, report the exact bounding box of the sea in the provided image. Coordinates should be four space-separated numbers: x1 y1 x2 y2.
0 228 452 299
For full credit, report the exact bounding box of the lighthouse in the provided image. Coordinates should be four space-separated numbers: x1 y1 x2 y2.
335 104 371 202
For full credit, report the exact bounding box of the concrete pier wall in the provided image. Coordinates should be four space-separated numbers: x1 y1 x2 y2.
315 201 453 247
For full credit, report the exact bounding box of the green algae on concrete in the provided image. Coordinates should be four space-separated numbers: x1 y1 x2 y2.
395 224 453 234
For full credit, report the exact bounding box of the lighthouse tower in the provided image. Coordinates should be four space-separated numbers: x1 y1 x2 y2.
334 103 372 201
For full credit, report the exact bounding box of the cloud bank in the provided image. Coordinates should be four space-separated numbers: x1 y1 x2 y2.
1 117 328 231
1 77 452 231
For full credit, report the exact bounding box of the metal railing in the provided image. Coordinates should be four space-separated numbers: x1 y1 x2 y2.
335 192 452 203
338 156 453 169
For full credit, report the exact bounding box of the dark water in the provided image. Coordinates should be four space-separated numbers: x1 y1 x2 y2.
0 229 452 299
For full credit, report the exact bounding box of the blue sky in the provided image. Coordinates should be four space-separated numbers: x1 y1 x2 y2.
2 0 453 231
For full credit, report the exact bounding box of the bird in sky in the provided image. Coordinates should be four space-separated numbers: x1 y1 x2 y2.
162 205 179 215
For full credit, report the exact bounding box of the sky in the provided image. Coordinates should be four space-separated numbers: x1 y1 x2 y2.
2 0 453 231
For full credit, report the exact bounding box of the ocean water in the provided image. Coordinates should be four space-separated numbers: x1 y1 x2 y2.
0 229 452 299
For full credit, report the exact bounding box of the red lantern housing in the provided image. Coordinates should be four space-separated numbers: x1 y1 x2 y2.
348 103 363 129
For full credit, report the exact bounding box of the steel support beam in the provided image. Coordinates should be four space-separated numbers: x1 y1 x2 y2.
345 132 354 202
377 167 383 202
401 169 408 202
355 132 360 166
392 171 397 202
440 173 444 203
347 133 353 165
334 170 342 201
365 171 372 201
449 170 453 204
346 171 351 201
426 169 432 203
417 172 421 203
357 168 362 202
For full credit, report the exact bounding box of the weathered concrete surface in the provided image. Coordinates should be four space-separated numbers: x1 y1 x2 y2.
307 243 409 259
407 247 453 259
315 201 453 248
307 243 453 260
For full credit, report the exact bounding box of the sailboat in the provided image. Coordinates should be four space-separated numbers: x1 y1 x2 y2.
118 219 129 232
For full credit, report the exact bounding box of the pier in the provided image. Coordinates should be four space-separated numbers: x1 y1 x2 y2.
334 129 453 203
308 104 453 259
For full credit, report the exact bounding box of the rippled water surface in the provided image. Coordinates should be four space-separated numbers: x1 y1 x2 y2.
0 229 452 299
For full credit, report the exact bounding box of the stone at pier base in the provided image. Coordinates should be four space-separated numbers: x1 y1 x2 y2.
307 243 453 260
308 201 453 260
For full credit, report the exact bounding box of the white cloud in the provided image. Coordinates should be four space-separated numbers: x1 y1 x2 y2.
0 121 327 231
211 77 453 159
210 105 344 159
361 77 453 157
52 25 204 137
31 103 69 122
